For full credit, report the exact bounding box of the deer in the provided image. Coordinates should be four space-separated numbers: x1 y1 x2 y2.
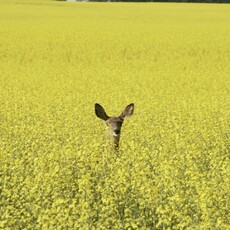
95 103 134 150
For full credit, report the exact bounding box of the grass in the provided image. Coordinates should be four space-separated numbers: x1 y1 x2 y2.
0 0 230 229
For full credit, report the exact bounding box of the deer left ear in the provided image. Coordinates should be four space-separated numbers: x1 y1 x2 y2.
95 103 110 121
120 103 134 120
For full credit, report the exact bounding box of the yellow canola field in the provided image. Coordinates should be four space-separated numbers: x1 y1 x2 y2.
0 0 230 229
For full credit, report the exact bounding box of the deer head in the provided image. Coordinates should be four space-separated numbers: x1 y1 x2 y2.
95 103 134 149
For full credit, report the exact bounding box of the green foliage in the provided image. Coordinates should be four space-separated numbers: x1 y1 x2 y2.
0 1 230 229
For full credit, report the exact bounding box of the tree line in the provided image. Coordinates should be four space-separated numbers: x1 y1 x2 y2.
59 0 230 2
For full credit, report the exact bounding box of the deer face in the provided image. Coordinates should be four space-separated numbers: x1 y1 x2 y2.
106 116 123 137
95 103 134 149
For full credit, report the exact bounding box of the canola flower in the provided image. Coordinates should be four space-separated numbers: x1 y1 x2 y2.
0 0 230 229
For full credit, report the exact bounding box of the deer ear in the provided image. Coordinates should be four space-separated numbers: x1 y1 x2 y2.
95 103 109 121
120 103 134 119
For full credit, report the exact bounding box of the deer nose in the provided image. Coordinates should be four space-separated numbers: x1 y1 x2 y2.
114 129 120 135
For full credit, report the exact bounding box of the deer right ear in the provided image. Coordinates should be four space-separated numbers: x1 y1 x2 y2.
120 103 134 119
95 103 109 121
